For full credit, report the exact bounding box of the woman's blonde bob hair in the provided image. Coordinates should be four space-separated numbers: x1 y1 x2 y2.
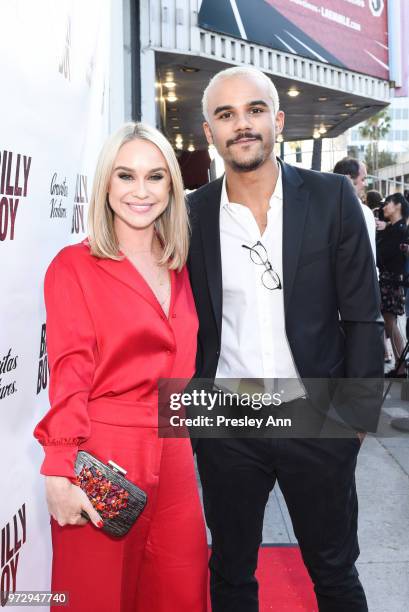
88 122 189 271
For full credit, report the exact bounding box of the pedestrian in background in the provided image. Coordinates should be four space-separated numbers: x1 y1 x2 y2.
333 157 376 261
366 189 383 211
376 193 409 377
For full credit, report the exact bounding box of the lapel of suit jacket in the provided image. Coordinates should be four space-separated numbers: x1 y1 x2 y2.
281 160 310 313
197 177 223 338
95 255 168 319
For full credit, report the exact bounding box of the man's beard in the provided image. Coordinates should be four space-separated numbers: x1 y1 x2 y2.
225 131 270 172
230 153 265 172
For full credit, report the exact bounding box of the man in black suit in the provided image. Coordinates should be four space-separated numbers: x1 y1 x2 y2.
187 66 384 612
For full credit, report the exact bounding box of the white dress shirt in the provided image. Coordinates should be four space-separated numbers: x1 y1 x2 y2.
215 165 302 396
359 200 376 262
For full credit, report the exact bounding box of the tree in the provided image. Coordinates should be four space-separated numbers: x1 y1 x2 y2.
358 109 391 174
364 149 396 175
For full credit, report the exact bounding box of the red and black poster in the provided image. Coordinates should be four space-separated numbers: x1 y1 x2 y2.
198 0 388 80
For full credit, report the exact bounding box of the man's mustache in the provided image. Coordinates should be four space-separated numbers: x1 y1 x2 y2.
226 132 263 147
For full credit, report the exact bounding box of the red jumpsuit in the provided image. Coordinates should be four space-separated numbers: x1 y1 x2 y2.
34 241 208 612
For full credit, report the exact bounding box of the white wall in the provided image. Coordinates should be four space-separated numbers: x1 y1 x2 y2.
0 0 124 602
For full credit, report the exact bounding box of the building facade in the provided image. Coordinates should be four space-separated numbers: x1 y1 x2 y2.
132 0 393 181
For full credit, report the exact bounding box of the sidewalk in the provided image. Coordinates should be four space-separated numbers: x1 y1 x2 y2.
264 380 409 612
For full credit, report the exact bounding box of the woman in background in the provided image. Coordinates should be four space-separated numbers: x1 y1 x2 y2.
376 193 409 376
34 122 207 611
366 189 383 213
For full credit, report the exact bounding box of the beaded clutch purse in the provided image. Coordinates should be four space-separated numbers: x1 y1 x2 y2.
74 451 147 537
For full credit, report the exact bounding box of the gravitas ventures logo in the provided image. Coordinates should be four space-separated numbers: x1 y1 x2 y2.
0 349 18 400
49 172 68 219
0 151 32 241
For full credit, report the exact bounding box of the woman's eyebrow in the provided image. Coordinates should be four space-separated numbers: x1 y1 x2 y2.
113 165 168 172
113 165 134 172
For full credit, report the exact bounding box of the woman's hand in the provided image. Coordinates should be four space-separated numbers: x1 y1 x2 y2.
375 219 387 231
45 476 103 528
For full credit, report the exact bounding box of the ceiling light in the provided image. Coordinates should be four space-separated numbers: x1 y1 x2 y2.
164 81 176 89
344 103 354 107
340 112 349 117
287 88 300 97
167 94 178 102
170 117 178 121
276 134 284 143
172 125 180 130
180 66 199 73
188 144 195 152
313 130 321 139
318 97 327 101
318 125 327 134
175 134 183 143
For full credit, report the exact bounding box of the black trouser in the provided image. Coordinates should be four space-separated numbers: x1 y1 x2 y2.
196 434 367 612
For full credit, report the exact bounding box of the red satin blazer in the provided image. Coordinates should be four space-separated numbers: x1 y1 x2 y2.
34 241 198 479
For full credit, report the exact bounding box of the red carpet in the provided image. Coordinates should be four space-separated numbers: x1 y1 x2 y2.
207 545 318 611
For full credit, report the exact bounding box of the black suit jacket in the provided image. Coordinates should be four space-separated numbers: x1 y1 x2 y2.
187 161 384 431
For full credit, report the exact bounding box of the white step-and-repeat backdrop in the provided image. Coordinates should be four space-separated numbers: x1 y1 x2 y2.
0 0 114 603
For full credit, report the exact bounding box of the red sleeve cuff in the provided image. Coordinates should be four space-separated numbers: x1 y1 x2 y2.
39 445 78 479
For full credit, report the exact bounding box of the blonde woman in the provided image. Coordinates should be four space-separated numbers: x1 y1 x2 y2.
34 123 208 612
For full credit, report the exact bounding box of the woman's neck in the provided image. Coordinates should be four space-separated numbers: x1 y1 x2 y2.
389 214 403 225
114 217 157 255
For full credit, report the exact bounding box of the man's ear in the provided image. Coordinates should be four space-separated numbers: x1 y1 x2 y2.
275 110 285 136
203 122 214 145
